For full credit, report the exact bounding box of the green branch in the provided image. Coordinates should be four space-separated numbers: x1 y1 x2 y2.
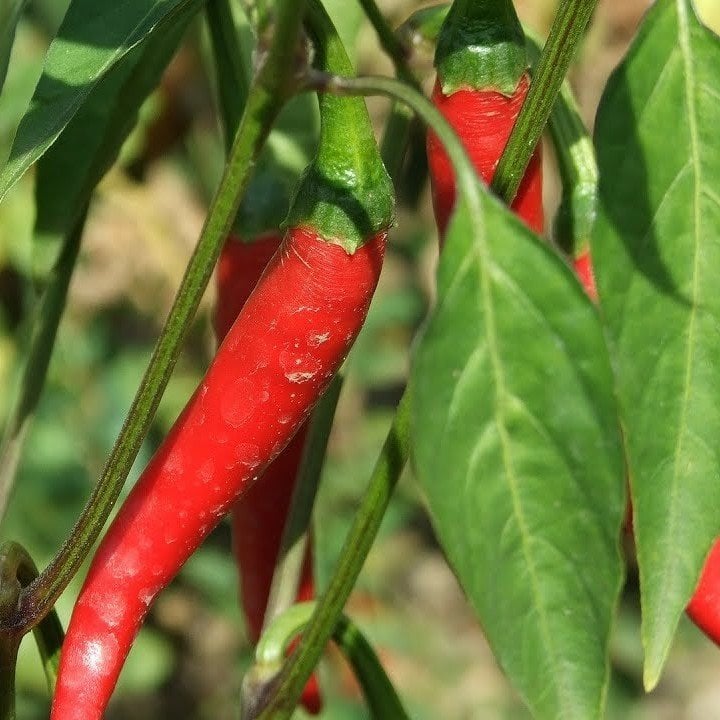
1 0 308 636
491 0 599 204
247 602 409 719
257 390 411 718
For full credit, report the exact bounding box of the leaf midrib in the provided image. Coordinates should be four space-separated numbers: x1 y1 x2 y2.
471 223 571 716
644 0 704 669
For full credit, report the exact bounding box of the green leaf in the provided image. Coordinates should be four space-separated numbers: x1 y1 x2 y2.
411 193 625 720
0 0 26 92
0 0 201 202
591 0 720 688
34 0 203 242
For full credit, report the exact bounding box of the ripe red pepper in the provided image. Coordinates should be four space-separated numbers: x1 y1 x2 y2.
215 233 321 715
427 74 544 238
574 249 598 301
51 228 386 719
51 3 393 716
426 0 544 240
687 542 720 644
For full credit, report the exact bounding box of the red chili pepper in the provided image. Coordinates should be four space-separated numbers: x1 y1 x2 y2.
51 3 393 716
573 249 598 302
427 74 544 239
688 542 720 644
215 233 321 715
51 228 386 719
426 0 544 240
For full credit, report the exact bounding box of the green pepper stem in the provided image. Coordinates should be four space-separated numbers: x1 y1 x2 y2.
1 0 308 636
262 375 343 632
250 602 409 720
256 389 411 718
284 0 394 251
0 207 85 524
435 0 527 95
492 0 599 205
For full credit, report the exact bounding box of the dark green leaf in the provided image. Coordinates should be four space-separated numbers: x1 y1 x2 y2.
34 0 204 242
0 0 26 91
412 193 625 720
0 0 202 201
591 0 720 688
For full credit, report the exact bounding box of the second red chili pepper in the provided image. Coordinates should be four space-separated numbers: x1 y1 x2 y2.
426 0 544 240
215 233 322 714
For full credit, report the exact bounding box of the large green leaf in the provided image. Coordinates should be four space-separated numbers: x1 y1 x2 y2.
0 0 200 201
411 192 625 719
591 0 720 688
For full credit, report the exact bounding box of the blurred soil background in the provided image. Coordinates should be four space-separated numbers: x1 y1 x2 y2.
1 1 720 718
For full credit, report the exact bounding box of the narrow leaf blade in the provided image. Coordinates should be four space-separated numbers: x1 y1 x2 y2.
0 0 196 200
34 0 203 240
591 0 720 687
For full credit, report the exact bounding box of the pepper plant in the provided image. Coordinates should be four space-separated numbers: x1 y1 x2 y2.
0 0 719 718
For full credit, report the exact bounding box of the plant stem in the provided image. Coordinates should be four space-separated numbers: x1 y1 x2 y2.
0 633 19 720
252 602 410 720
206 0 250 154
256 390 411 718
360 0 427 206
526 32 597 255
263 375 343 632
491 0 598 204
1 0 308 636
358 0 415 87
0 208 86 523
0 543 64 696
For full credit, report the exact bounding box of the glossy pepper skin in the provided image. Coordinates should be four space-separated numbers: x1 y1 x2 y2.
574 249 598 301
426 0 543 241
688 542 720 644
50 228 387 719
427 73 544 239
215 234 321 715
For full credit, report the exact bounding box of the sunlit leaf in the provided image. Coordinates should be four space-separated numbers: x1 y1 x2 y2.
592 0 720 687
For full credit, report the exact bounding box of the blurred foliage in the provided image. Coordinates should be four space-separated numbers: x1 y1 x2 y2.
1 1 720 719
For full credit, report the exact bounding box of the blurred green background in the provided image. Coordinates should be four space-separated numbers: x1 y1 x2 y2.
2 1 720 718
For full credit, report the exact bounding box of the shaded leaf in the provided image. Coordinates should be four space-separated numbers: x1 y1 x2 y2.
34 0 204 242
591 0 720 687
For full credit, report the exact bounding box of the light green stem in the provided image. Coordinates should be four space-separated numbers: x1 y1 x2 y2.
0 208 85 524
491 0 599 204
257 390 411 718
251 602 410 720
